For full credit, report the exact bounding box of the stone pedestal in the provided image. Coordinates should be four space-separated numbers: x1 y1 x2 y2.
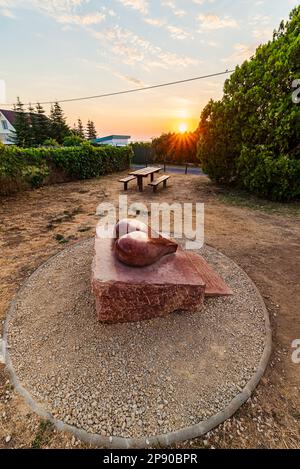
91 237 232 324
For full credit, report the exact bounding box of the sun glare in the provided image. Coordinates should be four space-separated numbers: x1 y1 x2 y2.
178 122 188 134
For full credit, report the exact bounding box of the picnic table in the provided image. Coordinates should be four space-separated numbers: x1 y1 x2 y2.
129 167 162 192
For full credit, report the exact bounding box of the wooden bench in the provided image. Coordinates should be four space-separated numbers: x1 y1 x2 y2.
119 175 136 191
148 175 170 193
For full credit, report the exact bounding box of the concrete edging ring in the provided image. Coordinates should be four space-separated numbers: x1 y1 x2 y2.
2 239 272 448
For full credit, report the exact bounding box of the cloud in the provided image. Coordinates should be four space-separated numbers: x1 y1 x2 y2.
222 43 256 64
162 1 186 17
91 25 199 69
193 0 216 4
117 0 149 15
56 11 105 25
0 7 15 17
144 17 165 27
198 13 238 30
144 15 192 40
252 29 273 41
78 58 145 87
249 14 271 26
114 73 145 86
166 25 193 40
0 0 95 22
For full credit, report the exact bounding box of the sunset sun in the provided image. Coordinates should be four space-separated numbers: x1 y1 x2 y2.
178 122 188 134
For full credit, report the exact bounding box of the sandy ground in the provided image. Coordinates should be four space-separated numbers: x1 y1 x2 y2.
0 172 299 449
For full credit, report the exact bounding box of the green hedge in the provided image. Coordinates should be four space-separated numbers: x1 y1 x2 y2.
0 142 132 194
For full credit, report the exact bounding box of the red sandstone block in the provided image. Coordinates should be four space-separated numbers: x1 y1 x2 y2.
185 251 233 297
91 238 206 323
91 237 232 324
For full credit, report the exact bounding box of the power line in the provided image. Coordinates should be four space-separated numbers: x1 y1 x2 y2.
0 69 234 107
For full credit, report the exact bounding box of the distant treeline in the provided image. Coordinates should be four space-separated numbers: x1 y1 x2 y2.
131 130 200 166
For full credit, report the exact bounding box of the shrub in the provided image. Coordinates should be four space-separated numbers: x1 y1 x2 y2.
0 143 132 195
237 146 300 201
43 138 60 147
62 135 86 147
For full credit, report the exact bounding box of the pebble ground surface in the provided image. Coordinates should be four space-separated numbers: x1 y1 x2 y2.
6 238 266 439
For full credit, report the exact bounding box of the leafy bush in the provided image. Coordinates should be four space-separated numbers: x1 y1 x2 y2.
237 146 300 201
48 144 131 179
22 165 50 188
43 138 60 147
0 143 132 195
197 6 300 201
62 135 86 147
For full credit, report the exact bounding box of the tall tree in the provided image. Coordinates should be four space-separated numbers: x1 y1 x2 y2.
197 5 300 201
27 103 37 146
49 102 71 143
11 97 32 147
77 119 85 139
86 120 97 140
35 103 50 145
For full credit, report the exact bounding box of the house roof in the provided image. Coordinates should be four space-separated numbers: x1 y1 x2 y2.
0 109 17 126
94 135 131 142
0 109 50 128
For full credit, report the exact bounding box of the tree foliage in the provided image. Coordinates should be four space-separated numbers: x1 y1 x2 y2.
76 119 85 139
86 120 97 140
197 6 300 201
10 99 99 147
63 135 86 147
11 97 32 147
152 131 199 164
49 102 71 143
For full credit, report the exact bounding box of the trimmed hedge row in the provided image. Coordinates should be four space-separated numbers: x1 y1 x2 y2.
0 142 132 195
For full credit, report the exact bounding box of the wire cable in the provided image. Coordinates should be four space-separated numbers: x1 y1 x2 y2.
0 69 234 107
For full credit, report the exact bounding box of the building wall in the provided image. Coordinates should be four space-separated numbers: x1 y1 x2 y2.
99 138 129 147
0 111 15 144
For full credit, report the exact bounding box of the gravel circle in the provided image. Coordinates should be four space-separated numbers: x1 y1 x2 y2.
4 238 270 447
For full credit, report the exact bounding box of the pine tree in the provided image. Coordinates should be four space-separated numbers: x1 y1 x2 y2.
35 103 50 145
11 97 32 147
77 119 85 139
72 124 81 137
49 102 71 143
86 120 97 140
28 103 38 146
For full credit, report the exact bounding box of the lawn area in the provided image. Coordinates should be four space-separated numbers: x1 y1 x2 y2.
0 173 299 448
216 187 300 218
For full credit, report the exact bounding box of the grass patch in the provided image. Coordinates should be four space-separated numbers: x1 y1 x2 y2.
54 233 69 244
216 187 300 217
31 420 54 449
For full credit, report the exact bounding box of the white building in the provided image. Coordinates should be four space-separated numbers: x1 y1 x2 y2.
0 109 15 144
93 135 131 147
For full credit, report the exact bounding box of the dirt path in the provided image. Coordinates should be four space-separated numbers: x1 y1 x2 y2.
0 173 299 448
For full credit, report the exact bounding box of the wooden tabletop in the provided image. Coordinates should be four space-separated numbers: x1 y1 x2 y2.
129 167 162 177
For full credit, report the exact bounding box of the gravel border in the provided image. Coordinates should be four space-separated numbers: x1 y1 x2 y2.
2 239 272 449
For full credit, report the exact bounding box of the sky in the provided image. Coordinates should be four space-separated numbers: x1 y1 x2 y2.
0 0 298 140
